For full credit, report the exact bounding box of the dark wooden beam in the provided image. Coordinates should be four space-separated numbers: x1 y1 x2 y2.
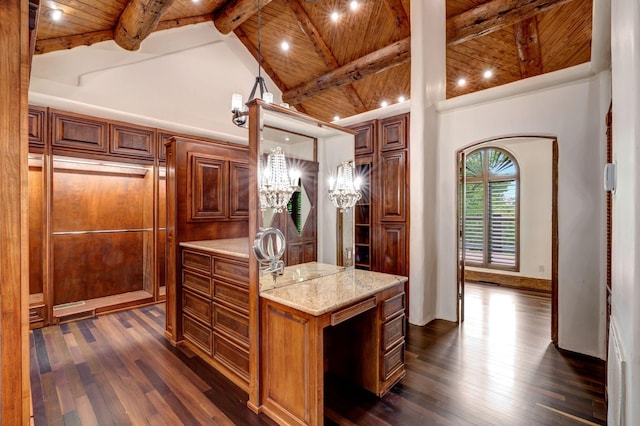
288 0 366 114
35 15 212 54
447 0 575 46
383 0 410 38
114 0 177 51
283 36 410 106
514 17 543 78
214 0 273 35
29 0 41 69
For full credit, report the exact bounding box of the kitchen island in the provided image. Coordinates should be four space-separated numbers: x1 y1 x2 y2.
259 265 408 426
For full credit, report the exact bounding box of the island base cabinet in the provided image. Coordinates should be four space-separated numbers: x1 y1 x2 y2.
260 300 325 426
259 282 406 426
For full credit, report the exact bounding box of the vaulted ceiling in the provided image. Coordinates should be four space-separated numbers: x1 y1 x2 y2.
30 0 592 122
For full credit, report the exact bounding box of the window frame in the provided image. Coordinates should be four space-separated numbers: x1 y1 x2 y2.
464 147 520 272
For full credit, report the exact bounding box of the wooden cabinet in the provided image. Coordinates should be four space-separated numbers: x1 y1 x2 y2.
260 280 406 426
181 248 250 388
51 110 109 154
350 113 410 281
110 122 155 159
28 106 47 149
187 153 249 222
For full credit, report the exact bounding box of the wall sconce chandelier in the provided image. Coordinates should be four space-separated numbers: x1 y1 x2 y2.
230 0 273 127
260 147 300 213
328 161 361 211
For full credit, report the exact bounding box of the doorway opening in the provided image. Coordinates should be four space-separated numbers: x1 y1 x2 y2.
456 136 559 345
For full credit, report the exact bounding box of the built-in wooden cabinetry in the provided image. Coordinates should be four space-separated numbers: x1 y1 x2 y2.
181 246 250 389
350 114 410 310
26 105 244 328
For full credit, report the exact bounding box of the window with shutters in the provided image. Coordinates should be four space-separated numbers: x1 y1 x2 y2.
464 147 519 271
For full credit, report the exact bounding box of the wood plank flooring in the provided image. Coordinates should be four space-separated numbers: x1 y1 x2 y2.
30 283 606 425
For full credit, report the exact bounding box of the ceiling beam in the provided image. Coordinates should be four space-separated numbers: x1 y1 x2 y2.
35 15 212 55
214 0 273 35
114 0 177 51
447 0 575 46
383 0 410 38
288 0 366 114
514 17 543 78
283 36 410 106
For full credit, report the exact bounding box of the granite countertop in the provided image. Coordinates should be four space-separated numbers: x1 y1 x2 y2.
260 267 408 316
180 238 249 258
259 262 347 291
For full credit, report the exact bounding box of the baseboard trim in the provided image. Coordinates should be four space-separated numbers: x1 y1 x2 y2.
465 270 551 293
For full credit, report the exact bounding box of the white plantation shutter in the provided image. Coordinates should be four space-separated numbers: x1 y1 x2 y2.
488 180 516 267
464 148 518 271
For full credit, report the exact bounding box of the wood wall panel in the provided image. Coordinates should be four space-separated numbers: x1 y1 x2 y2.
29 164 44 295
52 232 145 305
229 161 249 218
378 224 406 275
379 150 407 222
52 169 147 232
51 111 109 154
188 153 227 221
110 123 155 159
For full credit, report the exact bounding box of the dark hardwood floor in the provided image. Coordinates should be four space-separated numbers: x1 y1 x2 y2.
30 283 606 425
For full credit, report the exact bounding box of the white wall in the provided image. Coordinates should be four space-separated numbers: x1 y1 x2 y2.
29 22 283 144
437 73 610 358
610 0 640 422
466 138 552 281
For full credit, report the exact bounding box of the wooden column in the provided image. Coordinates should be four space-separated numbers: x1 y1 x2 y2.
0 0 30 423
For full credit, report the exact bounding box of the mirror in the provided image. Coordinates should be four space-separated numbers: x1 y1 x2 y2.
251 102 357 289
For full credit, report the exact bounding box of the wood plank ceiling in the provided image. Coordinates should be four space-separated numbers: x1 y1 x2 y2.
31 0 592 122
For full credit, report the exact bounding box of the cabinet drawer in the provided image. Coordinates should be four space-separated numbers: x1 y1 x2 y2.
212 303 249 345
51 111 108 153
213 257 249 286
183 269 212 297
213 332 250 381
382 292 405 321
183 315 212 355
213 280 249 312
382 342 405 381
382 314 405 351
182 250 211 274
183 290 211 326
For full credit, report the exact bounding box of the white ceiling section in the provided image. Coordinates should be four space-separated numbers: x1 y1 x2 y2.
29 22 284 144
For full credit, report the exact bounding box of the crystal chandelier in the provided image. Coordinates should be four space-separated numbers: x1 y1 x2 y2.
230 0 273 127
328 161 362 211
259 147 300 212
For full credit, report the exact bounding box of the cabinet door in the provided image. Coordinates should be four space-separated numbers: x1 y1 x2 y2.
188 153 227 221
379 150 407 222
28 106 47 148
51 111 108 153
229 161 249 219
379 114 408 151
110 123 155 159
350 120 376 156
377 223 407 276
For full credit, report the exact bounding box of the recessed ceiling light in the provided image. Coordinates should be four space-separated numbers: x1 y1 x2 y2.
380 101 388 108
284 137 290 142
350 1 359 11
46 8 64 21
457 78 467 87
398 96 406 103
483 69 493 79
280 41 290 51
333 115 340 121
331 11 340 22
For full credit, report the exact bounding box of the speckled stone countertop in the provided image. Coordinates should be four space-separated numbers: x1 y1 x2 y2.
260 266 408 316
180 238 249 259
259 262 347 291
